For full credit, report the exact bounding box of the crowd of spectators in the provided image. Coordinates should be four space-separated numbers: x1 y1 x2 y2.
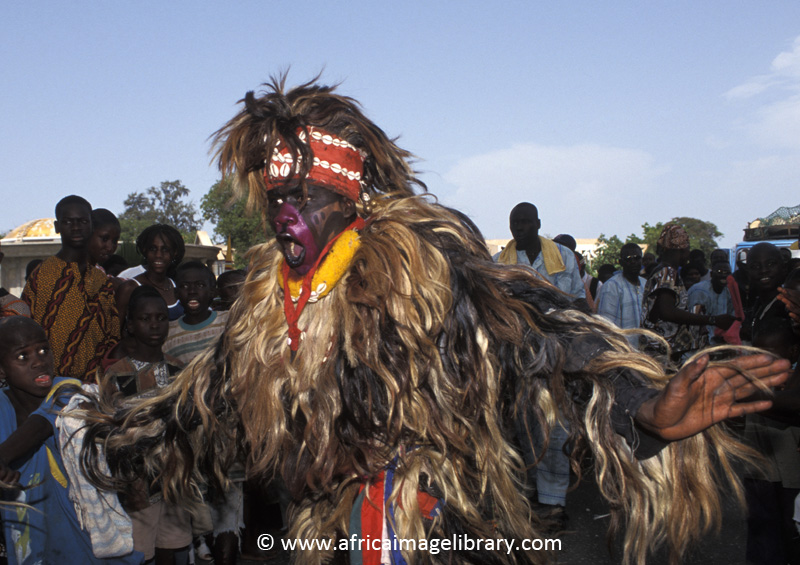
496 202 800 564
0 192 797 564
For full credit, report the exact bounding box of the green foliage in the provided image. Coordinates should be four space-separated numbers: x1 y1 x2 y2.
637 218 722 257
588 232 643 275
671 217 723 257
200 178 270 268
117 180 200 243
115 242 142 269
640 222 664 255
590 234 625 275
592 217 723 271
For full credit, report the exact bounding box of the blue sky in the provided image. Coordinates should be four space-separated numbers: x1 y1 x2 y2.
3 1 800 247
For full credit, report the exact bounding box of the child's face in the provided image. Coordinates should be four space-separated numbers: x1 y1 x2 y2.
87 224 121 266
176 268 214 315
127 297 169 348
55 203 92 250
0 326 55 399
144 234 175 275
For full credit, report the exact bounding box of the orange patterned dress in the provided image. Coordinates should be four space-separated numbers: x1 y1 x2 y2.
23 256 120 381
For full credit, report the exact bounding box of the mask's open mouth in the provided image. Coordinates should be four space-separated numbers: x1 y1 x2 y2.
277 233 306 268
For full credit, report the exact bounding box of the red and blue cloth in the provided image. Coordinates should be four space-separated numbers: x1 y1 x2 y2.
349 461 443 565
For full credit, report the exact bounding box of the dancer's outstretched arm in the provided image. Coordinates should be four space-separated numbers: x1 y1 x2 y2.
635 353 790 441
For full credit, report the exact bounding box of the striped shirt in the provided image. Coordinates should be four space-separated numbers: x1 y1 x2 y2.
163 310 229 365
596 273 647 331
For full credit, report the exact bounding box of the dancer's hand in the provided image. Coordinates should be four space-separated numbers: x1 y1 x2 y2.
635 354 790 441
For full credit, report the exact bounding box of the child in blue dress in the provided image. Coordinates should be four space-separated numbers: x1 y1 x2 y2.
0 316 142 564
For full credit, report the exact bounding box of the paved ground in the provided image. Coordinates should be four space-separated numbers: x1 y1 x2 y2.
549 470 747 564
205 471 747 564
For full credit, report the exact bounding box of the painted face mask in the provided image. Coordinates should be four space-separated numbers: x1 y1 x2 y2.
268 184 352 276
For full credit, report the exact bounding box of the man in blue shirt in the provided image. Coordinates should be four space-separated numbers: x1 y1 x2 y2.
494 202 585 299
596 243 647 343
494 202 585 528
688 260 735 345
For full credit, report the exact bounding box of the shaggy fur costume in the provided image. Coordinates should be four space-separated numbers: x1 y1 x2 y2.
81 78 759 565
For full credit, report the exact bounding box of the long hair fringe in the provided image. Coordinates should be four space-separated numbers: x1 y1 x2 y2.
80 79 763 565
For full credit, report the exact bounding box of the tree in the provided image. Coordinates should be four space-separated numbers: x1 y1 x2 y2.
593 217 723 270
589 232 643 275
671 217 723 258
638 218 722 257
640 222 664 255
200 177 271 268
590 234 625 274
117 180 200 243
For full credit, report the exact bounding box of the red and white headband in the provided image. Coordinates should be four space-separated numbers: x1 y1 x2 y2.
263 126 365 201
